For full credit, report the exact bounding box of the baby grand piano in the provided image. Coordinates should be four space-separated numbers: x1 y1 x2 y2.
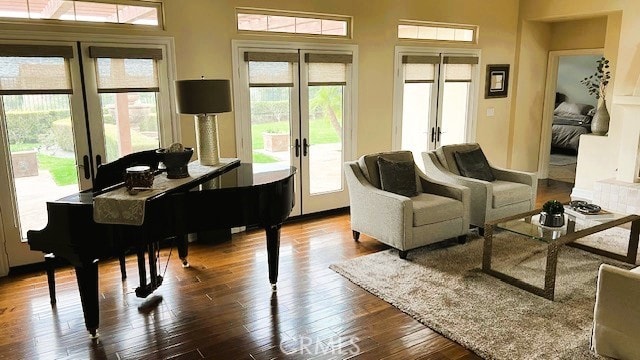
27 158 295 338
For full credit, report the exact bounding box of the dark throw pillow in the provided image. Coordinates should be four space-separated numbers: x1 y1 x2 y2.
376 156 418 197
453 148 496 182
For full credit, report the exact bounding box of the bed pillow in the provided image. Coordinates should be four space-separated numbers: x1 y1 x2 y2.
377 156 418 197
554 112 592 125
554 101 594 116
453 148 496 182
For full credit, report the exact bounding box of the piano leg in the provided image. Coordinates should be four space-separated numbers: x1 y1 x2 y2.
44 253 57 305
74 260 99 338
265 224 281 292
148 241 162 289
134 242 163 298
135 249 148 298
118 255 127 280
177 235 190 268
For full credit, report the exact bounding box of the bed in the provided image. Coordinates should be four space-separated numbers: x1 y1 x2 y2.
551 101 594 152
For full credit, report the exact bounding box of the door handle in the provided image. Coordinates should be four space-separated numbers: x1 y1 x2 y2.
82 155 90 179
294 139 300 158
431 127 436 143
303 138 309 157
437 126 441 142
96 154 102 167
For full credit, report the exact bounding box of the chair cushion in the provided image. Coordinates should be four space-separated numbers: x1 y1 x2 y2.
435 143 480 175
377 156 418 197
412 193 463 226
492 180 531 208
453 148 496 182
358 151 419 190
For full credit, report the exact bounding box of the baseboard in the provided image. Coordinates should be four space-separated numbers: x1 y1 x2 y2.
570 187 593 202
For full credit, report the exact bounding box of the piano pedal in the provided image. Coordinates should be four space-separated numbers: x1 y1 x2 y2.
134 276 163 298
89 329 99 339
137 295 163 313
180 257 190 268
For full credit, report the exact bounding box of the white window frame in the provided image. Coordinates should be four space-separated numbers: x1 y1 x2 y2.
0 0 164 30
231 39 358 163
398 20 478 44
80 41 175 165
0 31 179 274
236 8 352 39
392 46 481 151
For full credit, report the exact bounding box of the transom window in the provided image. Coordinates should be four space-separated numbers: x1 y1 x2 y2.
237 8 350 38
0 0 161 27
398 20 477 43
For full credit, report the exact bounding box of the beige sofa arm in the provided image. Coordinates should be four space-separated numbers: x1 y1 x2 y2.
418 172 470 231
422 152 492 206
344 162 413 247
418 171 469 203
491 166 538 206
492 166 537 186
592 264 640 360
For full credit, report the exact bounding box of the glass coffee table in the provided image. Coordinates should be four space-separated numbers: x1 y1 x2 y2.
482 207 640 300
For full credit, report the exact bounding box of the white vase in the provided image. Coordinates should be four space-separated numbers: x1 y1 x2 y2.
591 99 610 135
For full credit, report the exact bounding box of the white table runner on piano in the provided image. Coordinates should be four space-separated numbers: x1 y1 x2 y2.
93 160 235 226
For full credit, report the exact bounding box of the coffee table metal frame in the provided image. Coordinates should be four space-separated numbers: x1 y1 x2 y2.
482 208 640 300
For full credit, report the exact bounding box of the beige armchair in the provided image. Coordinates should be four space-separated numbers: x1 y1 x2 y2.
591 264 640 360
422 143 537 231
344 151 470 259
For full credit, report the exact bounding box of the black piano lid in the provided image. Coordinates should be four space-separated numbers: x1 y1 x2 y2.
47 163 296 205
212 163 296 189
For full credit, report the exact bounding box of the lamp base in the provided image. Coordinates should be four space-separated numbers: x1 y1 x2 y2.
195 114 219 165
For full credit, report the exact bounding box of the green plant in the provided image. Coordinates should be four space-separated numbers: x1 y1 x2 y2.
138 113 158 132
5 109 69 144
103 124 159 162
542 200 564 215
580 56 611 100
51 118 74 152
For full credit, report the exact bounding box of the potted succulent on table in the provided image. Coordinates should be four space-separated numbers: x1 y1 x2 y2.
540 200 565 227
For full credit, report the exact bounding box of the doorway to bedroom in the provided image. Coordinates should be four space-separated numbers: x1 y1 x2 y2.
541 50 602 184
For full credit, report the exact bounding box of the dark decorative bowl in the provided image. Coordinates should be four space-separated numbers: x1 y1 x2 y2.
539 212 565 227
157 148 193 179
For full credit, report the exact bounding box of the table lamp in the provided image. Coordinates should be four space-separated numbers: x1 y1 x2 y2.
175 78 232 165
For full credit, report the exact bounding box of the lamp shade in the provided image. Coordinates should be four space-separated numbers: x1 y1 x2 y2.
175 79 232 115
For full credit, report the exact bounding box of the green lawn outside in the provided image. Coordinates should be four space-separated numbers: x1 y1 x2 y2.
251 118 340 149
252 152 279 163
9 143 77 186
37 154 77 186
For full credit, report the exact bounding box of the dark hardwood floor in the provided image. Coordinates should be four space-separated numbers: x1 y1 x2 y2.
0 180 571 359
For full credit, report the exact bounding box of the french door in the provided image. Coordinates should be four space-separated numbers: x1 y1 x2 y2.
393 48 480 163
0 38 175 270
233 42 356 216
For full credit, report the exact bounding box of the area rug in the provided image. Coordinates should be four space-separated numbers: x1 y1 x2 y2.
549 153 578 166
330 227 637 360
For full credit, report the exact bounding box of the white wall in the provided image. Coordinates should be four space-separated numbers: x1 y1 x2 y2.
557 55 601 108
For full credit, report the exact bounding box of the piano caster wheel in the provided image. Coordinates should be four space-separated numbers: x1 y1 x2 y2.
271 283 277 292
89 329 99 339
180 257 190 268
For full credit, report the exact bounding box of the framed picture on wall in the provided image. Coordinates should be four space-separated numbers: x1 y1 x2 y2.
485 64 510 98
